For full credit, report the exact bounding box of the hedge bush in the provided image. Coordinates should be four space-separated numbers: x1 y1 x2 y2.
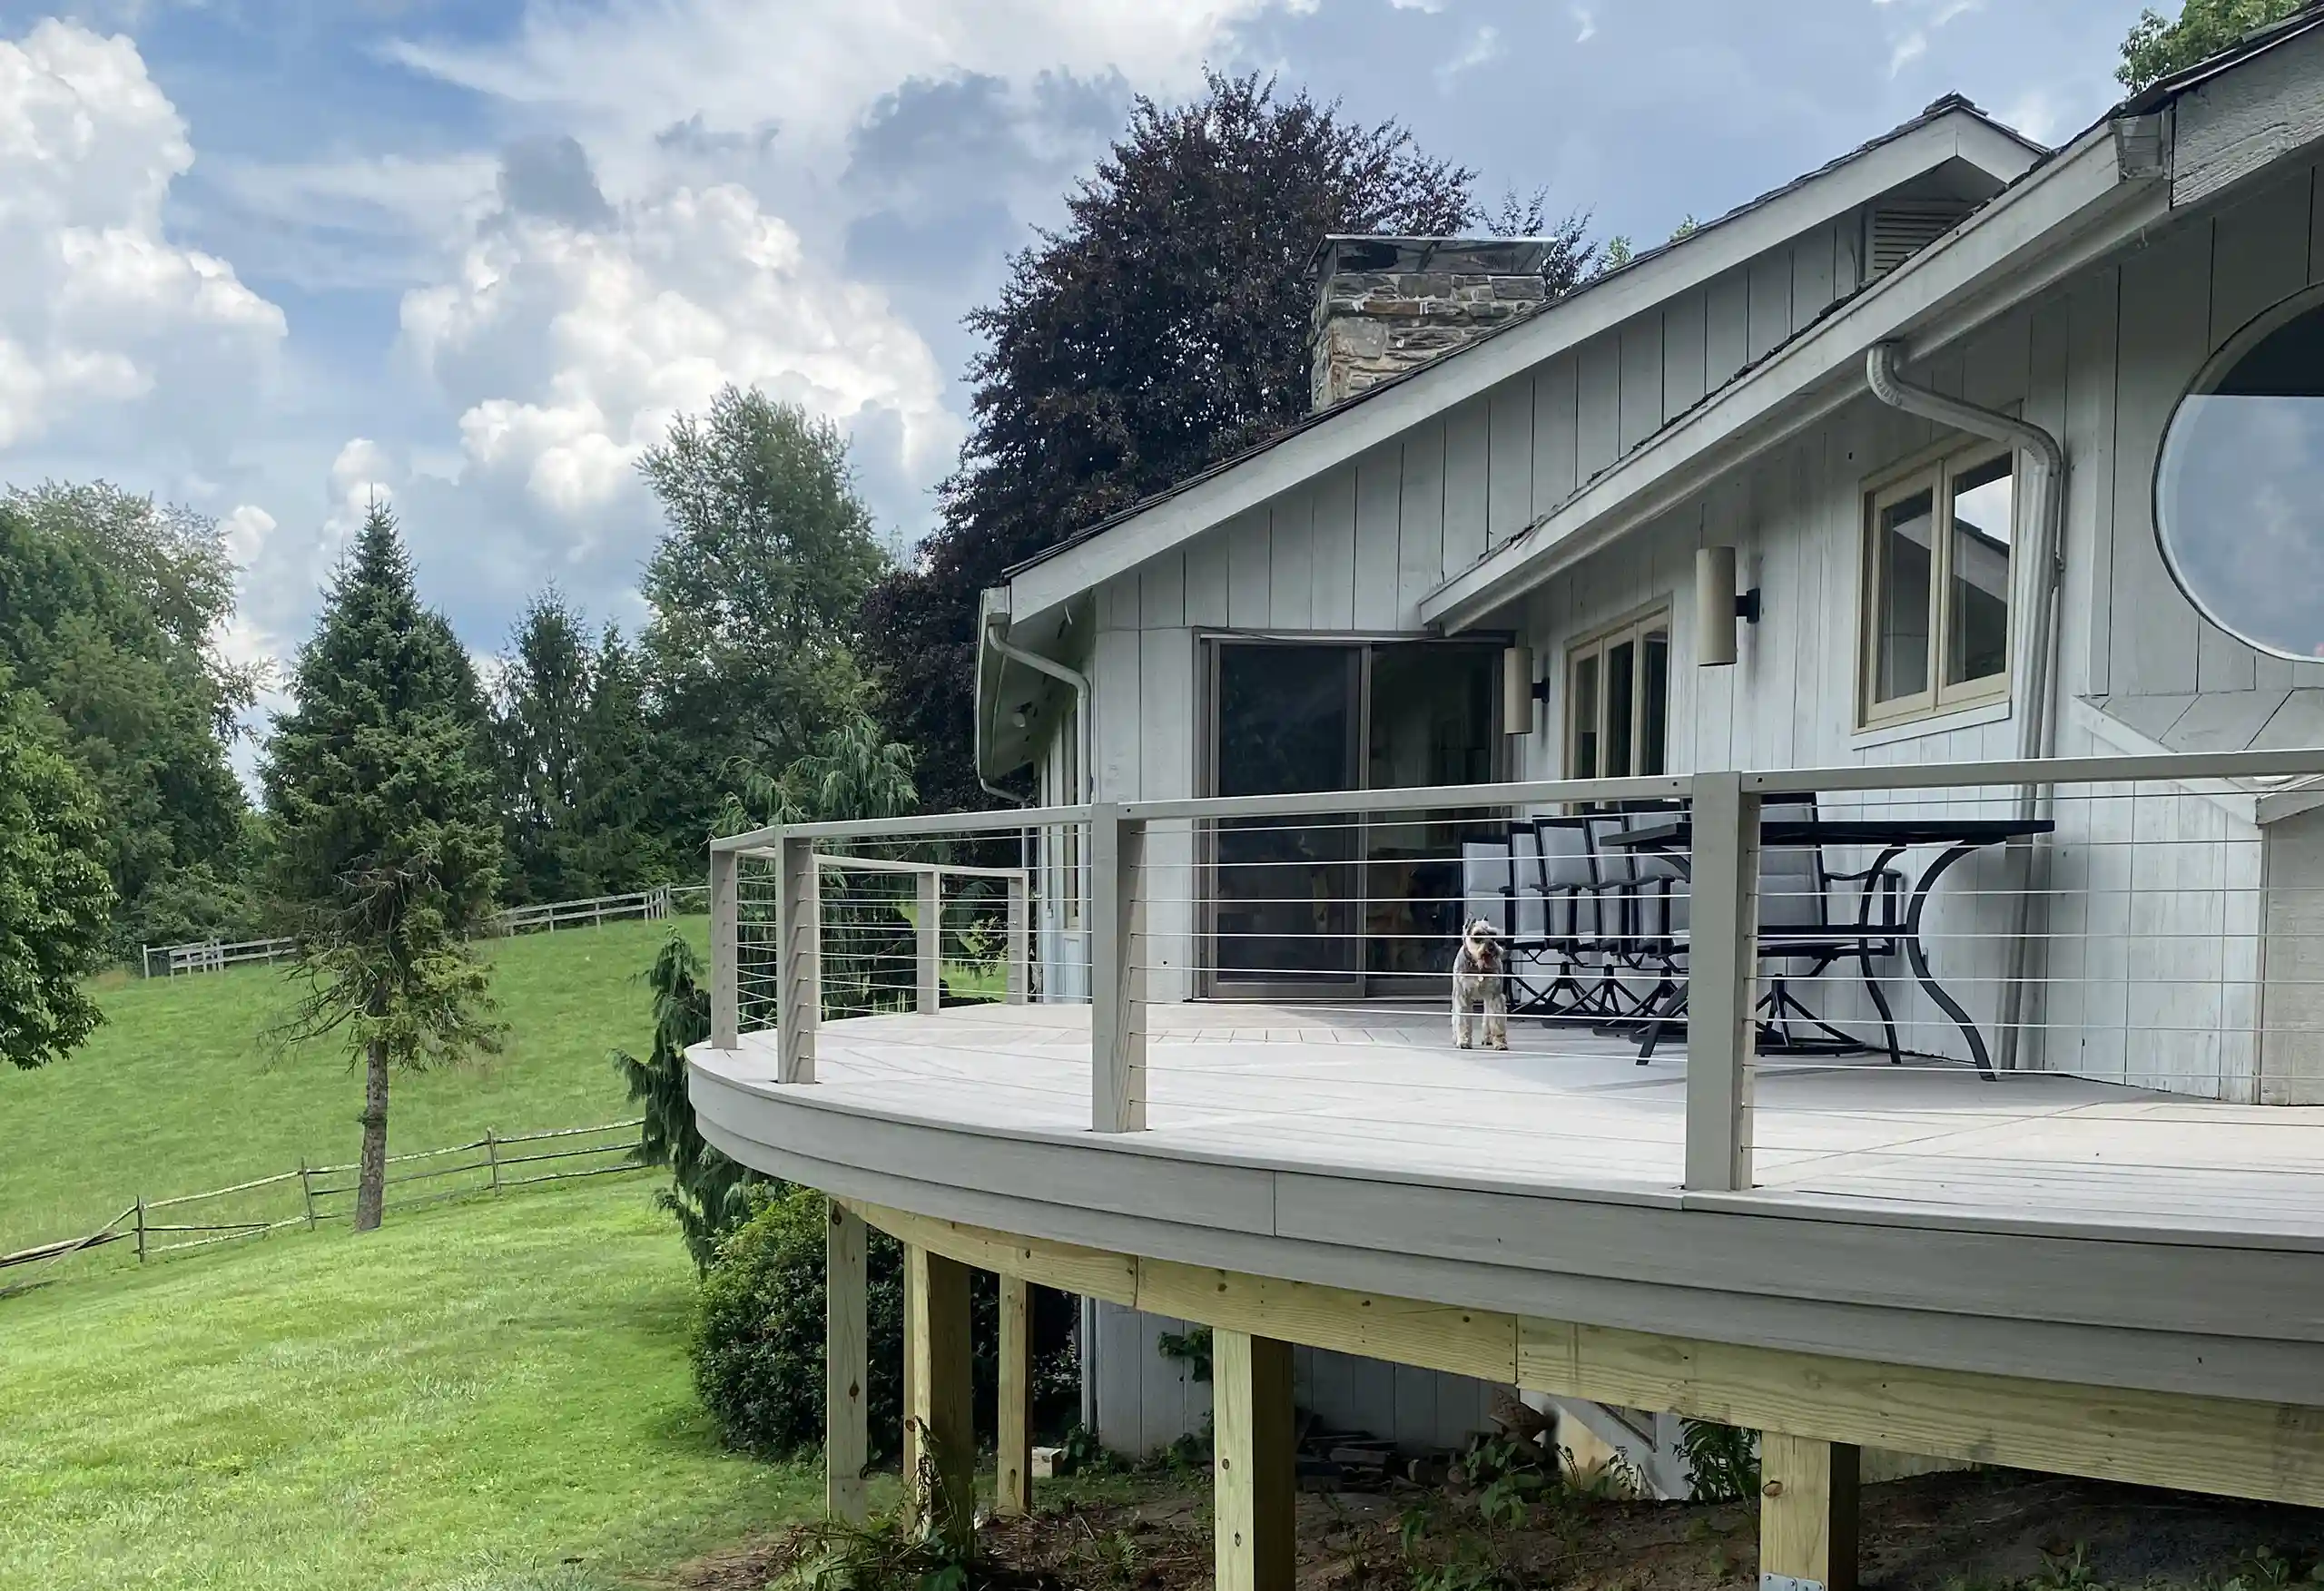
690 1185 907 1458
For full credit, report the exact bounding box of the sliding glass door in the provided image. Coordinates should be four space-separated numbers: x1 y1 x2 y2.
1205 639 1502 999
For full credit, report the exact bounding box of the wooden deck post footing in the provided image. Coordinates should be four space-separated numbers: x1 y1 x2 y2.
907 1244 976 1552
826 1202 869 1523
997 1274 1032 1517
1214 1328 1295 1591
1759 1432 1859 1591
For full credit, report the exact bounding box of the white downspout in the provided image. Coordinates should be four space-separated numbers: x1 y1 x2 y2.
1865 342 2066 1074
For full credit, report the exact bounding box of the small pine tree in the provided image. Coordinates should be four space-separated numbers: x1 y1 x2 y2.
0 679 113 1068
261 501 504 1233
614 934 758 1267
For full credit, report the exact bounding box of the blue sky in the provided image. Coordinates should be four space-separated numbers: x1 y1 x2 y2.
0 0 2139 721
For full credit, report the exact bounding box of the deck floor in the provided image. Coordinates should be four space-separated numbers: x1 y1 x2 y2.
743 1001 2324 1242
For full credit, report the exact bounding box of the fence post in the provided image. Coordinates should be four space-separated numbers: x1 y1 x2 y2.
1006 870 1029 1007
486 1129 501 1191
1089 805 1147 1133
300 1159 318 1229
777 832 820 1085
916 867 942 1015
133 1196 147 1263
1684 771 1759 1193
711 847 740 1051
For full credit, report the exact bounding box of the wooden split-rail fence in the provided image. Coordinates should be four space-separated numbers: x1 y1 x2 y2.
0 1119 647 1296
142 886 697 978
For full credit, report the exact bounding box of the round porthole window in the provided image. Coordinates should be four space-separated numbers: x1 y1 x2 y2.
2156 284 2324 660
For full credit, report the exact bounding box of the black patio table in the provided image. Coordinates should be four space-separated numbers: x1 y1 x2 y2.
1603 814 2054 1078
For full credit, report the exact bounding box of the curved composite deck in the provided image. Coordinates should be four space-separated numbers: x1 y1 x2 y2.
689 1001 2324 1409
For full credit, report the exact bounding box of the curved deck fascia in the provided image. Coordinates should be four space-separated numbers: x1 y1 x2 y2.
689 1037 2324 1409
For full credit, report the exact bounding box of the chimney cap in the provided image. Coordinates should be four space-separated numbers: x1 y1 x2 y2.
1309 234 1567 279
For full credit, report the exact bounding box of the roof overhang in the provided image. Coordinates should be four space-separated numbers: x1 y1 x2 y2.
1419 9 2324 633
1000 106 2043 633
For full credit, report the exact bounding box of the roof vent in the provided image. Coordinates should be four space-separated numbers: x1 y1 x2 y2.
1866 201 1974 279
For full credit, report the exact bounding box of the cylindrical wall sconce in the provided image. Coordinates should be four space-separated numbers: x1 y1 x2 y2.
1695 545 1761 667
1501 644 1548 735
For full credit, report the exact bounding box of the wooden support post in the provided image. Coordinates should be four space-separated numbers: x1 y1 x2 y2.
1005 871 1029 1006
997 1274 1032 1517
710 847 740 1050
917 867 942 1015
901 1247 921 1484
299 1160 318 1229
1213 1329 1295 1591
1759 1433 1859 1591
133 1196 147 1263
777 833 819 1083
827 1202 869 1523
1685 771 1760 1193
1088 805 1147 1132
907 1244 976 1552
485 1129 500 1191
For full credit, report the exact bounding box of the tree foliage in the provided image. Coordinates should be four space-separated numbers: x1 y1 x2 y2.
261 501 504 1231
639 386 891 844
0 484 255 952
2119 0 2305 90
493 587 596 904
0 678 113 1068
862 71 1579 812
614 933 757 1269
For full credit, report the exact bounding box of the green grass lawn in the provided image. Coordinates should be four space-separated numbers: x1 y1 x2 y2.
0 1173 818 1591
0 917 708 1256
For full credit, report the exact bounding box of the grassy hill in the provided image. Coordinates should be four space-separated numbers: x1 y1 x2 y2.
0 915 707 1257
0 1172 817 1591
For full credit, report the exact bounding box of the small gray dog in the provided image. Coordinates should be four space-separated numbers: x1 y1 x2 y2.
1451 918 1510 1050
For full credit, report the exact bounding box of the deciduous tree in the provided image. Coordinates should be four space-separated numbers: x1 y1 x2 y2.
862 71 1583 812
0 678 113 1069
2119 0 2304 90
261 502 504 1233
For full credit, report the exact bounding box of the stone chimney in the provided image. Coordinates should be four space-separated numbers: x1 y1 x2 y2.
1309 237 1556 412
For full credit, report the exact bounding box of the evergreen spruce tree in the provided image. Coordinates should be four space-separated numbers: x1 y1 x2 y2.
261 501 504 1232
493 588 593 904
614 935 756 1268
571 623 663 892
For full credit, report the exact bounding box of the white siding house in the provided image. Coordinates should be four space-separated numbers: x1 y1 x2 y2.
957 25 2324 1466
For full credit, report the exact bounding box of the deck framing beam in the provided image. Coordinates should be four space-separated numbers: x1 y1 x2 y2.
851 1200 2324 1510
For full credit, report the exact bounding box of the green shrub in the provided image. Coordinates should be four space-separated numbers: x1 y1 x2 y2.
690 1185 905 1459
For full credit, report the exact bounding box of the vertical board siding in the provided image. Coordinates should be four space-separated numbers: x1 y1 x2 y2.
1747 250 1791 360
1442 397 1492 577
1706 267 1751 388
1353 444 1404 629
1576 338 1621 482
1532 357 1581 515
1661 289 1709 421
1400 421 1448 614
1312 465 1360 630
2066 270 2122 699
1225 507 1272 629
1185 526 1231 627
1618 313 1665 456
1487 380 1535 545
2109 219 2210 696
1269 486 1316 629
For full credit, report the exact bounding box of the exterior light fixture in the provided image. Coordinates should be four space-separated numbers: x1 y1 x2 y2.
1501 644 1550 735
1695 545 1762 667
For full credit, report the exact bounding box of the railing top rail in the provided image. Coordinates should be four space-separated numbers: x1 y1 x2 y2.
1744 746 2324 794
1124 774 1691 823
712 803 1089 850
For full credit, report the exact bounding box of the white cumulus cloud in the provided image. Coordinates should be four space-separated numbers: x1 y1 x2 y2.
400 175 956 540
0 19 284 450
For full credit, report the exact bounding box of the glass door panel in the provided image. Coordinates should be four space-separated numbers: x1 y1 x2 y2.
1209 644 1362 993
1363 644 1502 989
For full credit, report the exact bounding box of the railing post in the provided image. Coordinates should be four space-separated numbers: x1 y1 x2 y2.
916 867 942 1015
133 1196 146 1263
1089 804 1147 1132
777 832 820 1084
1006 870 1029 1006
1685 771 1759 1193
710 847 740 1051
486 1129 500 1191
299 1159 317 1229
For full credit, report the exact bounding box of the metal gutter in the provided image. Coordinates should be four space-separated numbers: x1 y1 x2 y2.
1864 340 2067 1075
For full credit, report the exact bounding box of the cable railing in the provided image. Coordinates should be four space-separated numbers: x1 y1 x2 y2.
702 747 2324 1216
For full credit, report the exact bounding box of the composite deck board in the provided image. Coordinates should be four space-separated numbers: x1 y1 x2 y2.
734 1003 2324 1239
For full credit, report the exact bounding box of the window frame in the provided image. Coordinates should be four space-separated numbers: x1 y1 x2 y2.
1564 604 1673 780
1856 443 2018 732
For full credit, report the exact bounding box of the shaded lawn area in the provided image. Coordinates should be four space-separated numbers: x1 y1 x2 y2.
0 1174 815 1591
0 916 710 1255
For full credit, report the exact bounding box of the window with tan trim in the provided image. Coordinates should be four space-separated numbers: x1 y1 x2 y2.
1567 609 1670 778
1859 447 2015 729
